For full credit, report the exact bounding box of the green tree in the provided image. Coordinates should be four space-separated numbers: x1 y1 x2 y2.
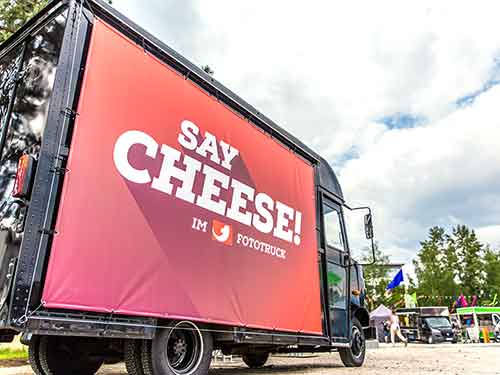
363 225 495 309
201 65 214 76
361 244 391 310
482 246 500 301
413 226 458 306
442 233 459 294
0 0 113 44
453 225 484 297
0 0 49 43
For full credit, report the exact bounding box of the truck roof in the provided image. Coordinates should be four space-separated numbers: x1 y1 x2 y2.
0 0 344 202
456 307 500 315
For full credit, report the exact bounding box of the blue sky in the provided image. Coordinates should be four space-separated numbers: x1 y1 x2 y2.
112 0 500 263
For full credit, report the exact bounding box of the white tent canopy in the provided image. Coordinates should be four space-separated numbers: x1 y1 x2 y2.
370 304 392 342
370 304 392 319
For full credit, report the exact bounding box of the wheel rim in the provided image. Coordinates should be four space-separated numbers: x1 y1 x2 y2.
351 326 365 359
166 322 203 374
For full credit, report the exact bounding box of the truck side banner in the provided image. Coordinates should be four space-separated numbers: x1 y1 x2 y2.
42 20 322 334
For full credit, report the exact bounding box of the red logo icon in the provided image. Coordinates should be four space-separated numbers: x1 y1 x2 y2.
212 220 233 245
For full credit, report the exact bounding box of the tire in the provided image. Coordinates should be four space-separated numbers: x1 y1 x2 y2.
141 340 154 375
339 317 366 367
151 321 213 375
28 336 45 375
39 336 103 375
125 339 145 375
242 352 269 368
427 336 433 344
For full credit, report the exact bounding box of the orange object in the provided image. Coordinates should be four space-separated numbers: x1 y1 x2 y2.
482 328 490 343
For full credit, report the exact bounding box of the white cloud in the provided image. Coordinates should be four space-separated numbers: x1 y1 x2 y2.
340 85 500 261
112 0 500 263
189 1 500 158
477 225 500 250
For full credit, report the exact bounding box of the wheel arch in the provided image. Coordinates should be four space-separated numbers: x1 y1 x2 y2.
352 306 370 328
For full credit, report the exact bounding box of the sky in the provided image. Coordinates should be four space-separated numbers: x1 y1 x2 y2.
111 0 500 264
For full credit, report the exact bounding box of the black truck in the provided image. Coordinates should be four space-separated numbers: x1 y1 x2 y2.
0 1 376 374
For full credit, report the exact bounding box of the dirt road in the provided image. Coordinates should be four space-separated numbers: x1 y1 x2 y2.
1 343 498 375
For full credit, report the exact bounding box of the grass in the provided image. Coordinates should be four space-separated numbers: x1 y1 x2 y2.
0 347 28 361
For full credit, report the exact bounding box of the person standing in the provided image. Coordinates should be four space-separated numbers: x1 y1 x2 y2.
389 311 408 347
383 320 390 343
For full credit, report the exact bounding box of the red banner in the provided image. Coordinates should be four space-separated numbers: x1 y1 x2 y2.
42 20 322 334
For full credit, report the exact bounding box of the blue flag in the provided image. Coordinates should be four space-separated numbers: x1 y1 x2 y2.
386 269 404 290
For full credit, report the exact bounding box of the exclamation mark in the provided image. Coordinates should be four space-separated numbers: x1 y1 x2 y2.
293 211 302 245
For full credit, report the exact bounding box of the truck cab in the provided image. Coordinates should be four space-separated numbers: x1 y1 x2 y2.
317 163 372 341
316 161 373 363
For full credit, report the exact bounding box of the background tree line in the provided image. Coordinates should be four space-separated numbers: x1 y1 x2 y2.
363 225 500 310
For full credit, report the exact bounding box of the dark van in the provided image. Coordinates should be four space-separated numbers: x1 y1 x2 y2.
397 307 457 344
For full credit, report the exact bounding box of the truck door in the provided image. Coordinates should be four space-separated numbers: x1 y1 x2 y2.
321 196 349 342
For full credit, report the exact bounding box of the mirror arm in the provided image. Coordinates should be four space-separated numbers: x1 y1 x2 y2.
343 204 377 266
368 233 376 265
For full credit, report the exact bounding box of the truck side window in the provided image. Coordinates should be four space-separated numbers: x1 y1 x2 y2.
327 262 346 309
350 266 359 291
323 203 345 251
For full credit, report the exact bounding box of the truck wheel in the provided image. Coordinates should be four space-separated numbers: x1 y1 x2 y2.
39 336 103 375
339 317 366 367
151 321 213 375
125 339 145 375
242 352 269 368
141 339 154 375
28 336 45 375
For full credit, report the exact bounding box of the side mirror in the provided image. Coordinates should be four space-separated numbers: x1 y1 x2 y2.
343 205 376 265
364 213 374 239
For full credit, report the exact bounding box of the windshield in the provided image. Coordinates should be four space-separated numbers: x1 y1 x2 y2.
425 317 451 329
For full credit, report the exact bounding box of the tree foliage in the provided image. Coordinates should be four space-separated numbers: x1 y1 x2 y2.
0 0 49 43
201 65 214 76
361 244 410 310
363 225 499 310
361 244 390 310
453 225 484 297
413 226 459 305
412 225 496 307
483 246 500 299
0 0 113 44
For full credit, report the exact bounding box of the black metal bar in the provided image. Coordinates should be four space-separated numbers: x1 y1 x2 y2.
26 311 156 339
27 0 94 316
8 0 91 327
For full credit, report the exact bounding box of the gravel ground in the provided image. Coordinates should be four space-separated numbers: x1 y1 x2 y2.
0 343 498 375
